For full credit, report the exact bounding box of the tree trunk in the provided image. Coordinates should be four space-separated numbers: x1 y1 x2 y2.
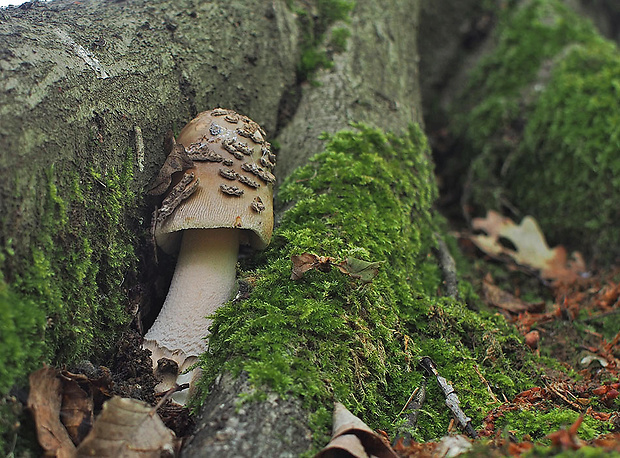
0 0 299 257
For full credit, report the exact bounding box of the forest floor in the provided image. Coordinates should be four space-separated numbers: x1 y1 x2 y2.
24 211 619 458
22 166 620 457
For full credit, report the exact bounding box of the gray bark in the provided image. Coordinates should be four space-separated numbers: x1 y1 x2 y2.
182 373 312 458
0 0 422 455
276 0 422 179
0 0 299 260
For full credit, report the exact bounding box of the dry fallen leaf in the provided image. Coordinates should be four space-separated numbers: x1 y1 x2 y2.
482 274 543 314
546 413 585 450
318 434 369 458
59 372 94 446
291 253 335 280
433 435 473 457
27 367 76 458
75 396 178 457
147 134 195 196
315 402 399 458
291 253 383 283
471 211 586 283
336 257 384 284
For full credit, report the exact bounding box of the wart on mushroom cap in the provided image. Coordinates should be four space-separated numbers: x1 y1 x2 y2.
143 108 276 399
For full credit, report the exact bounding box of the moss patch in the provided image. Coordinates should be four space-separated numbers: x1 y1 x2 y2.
455 0 620 263
0 150 140 388
498 408 613 442
291 0 355 81
199 125 538 449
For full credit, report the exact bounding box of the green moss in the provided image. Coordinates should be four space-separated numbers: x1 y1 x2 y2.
0 149 139 391
0 274 45 395
455 0 620 263
198 125 538 449
507 40 620 262
525 446 620 457
328 27 351 53
292 0 355 81
498 408 612 442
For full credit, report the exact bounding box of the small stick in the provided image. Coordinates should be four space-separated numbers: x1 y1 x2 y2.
419 356 478 438
473 364 499 403
393 377 428 446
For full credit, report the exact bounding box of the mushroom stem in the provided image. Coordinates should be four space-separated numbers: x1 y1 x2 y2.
144 227 240 373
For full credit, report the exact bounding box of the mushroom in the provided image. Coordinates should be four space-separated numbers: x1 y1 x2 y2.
143 108 275 401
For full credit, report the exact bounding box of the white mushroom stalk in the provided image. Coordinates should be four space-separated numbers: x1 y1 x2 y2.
143 108 275 404
143 228 239 372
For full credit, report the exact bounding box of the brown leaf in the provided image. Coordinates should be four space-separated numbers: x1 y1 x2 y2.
75 396 178 457
290 253 335 280
315 403 399 458
471 211 586 283
27 367 77 458
482 274 541 313
147 135 195 196
316 434 369 457
291 253 383 283
336 257 384 283
546 414 584 450
59 373 94 446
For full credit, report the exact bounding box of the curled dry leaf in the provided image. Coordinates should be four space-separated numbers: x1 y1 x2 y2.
482 274 543 314
291 253 383 283
336 257 384 284
59 372 94 445
147 134 195 196
315 402 399 458
291 253 335 280
76 396 178 457
470 210 586 283
27 367 76 458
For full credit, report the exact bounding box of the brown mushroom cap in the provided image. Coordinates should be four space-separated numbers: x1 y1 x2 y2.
154 109 275 254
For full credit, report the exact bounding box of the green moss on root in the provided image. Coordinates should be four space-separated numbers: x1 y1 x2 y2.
456 0 620 263
292 0 355 81
498 408 613 442
198 125 537 448
0 150 139 391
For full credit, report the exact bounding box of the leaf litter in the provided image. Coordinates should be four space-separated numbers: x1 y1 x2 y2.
446 211 620 456
25 332 189 457
470 210 587 284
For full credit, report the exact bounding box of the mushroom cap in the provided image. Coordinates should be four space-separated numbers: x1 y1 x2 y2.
155 109 275 254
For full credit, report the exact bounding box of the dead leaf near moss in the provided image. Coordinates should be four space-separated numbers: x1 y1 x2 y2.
315 402 398 458
482 274 544 314
336 257 384 283
27 367 77 458
546 413 585 451
470 210 586 284
291 253 335 280
59 371 95 446
392 437 437 457
291 253 383 283
147 133 195 196
76 396 179 457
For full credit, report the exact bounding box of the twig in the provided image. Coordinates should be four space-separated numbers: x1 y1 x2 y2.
473 364 499 403
393 377 427 446
434 233 459 299
419 357 478 438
